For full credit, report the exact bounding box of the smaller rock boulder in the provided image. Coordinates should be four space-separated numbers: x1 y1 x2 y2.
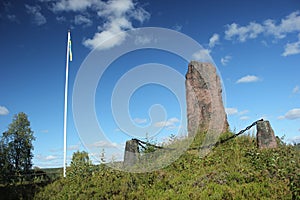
123 139 139 167
256 120 278 149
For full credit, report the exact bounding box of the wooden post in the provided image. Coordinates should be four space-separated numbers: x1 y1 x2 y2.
123 139 139 167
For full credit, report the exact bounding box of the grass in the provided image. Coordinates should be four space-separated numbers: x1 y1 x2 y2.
32 133 300 199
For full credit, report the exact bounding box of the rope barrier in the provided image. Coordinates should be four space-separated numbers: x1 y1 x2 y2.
132 138 177 151
133 119 264 151
2 119 263 184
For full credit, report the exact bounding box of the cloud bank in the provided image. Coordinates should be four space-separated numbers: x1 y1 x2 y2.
50 0 150 50
225 11 300 56
279 108 300 120
25 4 47 26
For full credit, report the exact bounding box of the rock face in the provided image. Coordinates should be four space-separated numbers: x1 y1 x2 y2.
123 139 139 167
185 61 228 138
256 120 277 149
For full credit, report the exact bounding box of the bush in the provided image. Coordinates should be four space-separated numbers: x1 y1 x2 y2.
34 134 300 199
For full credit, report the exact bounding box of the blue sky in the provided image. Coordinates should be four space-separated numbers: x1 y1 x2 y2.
0 0 299 168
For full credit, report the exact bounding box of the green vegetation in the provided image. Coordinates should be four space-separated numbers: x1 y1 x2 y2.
0 112 35 184
68 150 93 181
0 112 50 199
0 114 298 200
35 133 300 200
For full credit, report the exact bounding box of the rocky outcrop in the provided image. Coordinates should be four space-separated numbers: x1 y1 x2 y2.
123 139 139 167
185 61 228 138
256 120 277 149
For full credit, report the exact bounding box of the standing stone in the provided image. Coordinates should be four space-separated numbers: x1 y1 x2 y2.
186 61 228 138
123 139 139 167
256 120 277 149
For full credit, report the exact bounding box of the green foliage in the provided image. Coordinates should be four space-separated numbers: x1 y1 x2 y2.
139 138 157 154
245 143 300 199
0 112 35 184
35 134 300 200
67 151 92 181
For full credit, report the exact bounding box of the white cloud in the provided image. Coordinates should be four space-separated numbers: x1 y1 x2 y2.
133 118 147 124
169 117 180 123
240 116 250 121
225 11 300 41
282 34 300 56
155 117 180 129
292 85 300 94
225 11 300 55
51 0 100 12
68 144 80 150
45 155 57 160
225 22 264 42
225 108 238 115
239 110 249 115
0 106 9 115
129 6 150 23
36 154 58 161
97 0 134 17
83 25 128 50
192 49 212 62
25 4 46 26
221 55 231 66
74 14 92 27
43 0 149 50
270 11 300 38
134 35 154 45
225 107 250 120
279 108 300 120
56 16 66 22
287 135 300 144
90 140 118 148
82 0 149 50
209 33 219 48
236 75 260 83
225 108 249 116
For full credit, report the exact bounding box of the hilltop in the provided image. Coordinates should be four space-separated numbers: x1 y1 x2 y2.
34 133 300 200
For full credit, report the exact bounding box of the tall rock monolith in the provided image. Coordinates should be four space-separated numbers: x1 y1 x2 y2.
185 61 228 138
256 120 277 149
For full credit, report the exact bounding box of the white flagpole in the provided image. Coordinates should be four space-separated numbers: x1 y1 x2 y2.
63 30 71 177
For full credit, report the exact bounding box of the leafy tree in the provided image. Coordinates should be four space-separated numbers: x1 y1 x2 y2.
140 133 157 154
68 150 92 179
293 142 300 150
0 112 35 182
0 138 13 183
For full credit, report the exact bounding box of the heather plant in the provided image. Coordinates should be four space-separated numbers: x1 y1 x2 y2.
34 133 300 200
